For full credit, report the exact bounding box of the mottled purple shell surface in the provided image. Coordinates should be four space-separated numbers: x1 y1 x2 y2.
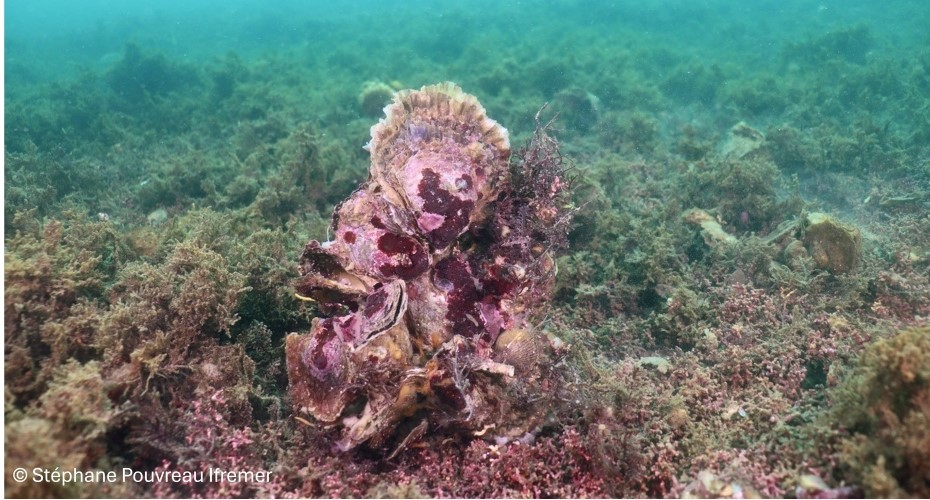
285 318 355 422
368 82 511 252
330 189 431 282
405 250 506 346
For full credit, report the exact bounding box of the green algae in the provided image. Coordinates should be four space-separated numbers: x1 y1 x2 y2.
830 326 930 497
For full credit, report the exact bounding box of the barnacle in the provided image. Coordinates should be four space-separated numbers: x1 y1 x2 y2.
286 83 572 453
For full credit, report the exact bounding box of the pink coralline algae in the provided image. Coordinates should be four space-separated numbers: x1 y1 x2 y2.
286 83 573 453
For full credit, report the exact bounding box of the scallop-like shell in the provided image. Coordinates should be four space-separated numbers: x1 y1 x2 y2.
367 82 511 251
494 328 541 376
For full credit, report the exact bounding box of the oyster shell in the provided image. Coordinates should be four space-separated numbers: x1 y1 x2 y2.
356 280 408 347
286 83 571 452
405 250 489 348
286 281 412 424
330 188 431 281
295 240 372 315
286 319 356 423
368 82 511 251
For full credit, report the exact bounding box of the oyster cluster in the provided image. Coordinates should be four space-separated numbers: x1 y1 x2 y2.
286 83 572 452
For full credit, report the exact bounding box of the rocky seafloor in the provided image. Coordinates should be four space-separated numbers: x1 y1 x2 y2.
5 2 930 498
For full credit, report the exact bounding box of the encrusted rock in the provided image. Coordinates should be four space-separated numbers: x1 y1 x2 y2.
358 80 396 118
802 212 861 273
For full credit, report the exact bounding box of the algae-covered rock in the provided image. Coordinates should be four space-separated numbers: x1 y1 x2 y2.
146 208 168 226
551 87 601 134
721 121 765 160
802 212 861 273
832 325 930 498
358 80 396 117
638 356 671 374
783 238 810 271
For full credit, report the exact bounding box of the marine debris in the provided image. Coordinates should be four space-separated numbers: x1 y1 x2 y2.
684 208 738 247
721 122 766 160
286 83 574 452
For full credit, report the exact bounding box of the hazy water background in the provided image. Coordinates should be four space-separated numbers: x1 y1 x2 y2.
8 0 930 208
7 0 930 88
8 0 930 166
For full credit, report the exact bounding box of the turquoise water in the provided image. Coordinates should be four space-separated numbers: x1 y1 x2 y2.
7 0 930 167
6 0 929 218
7 0 930 93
